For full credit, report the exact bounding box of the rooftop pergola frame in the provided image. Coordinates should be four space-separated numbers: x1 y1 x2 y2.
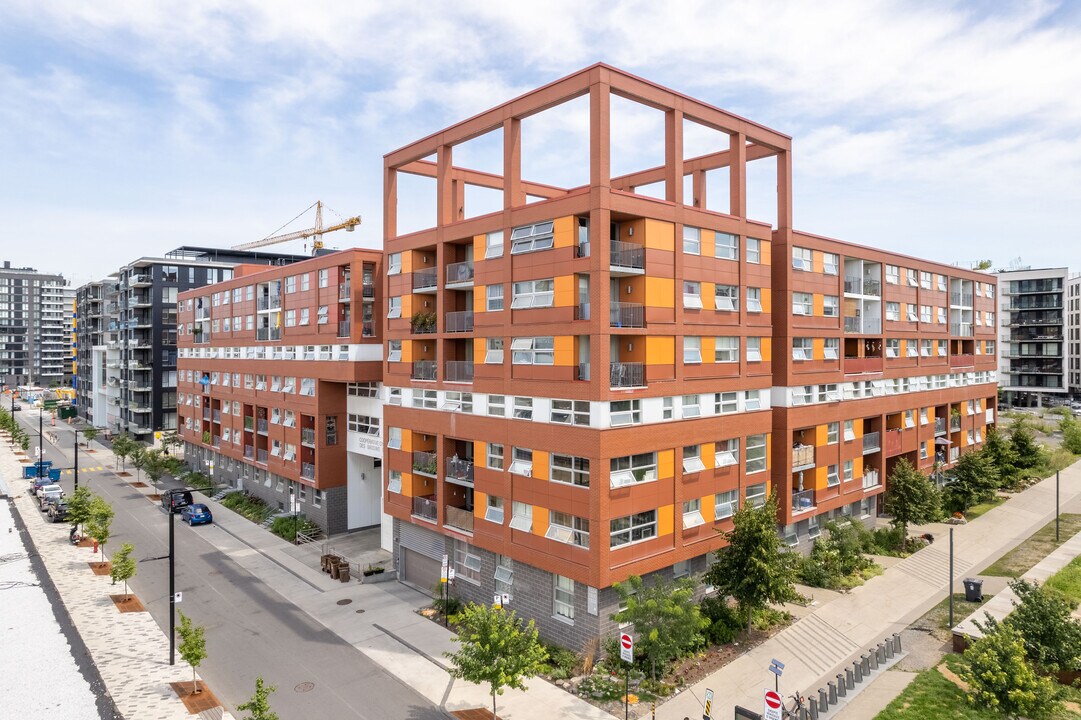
383 63 793 241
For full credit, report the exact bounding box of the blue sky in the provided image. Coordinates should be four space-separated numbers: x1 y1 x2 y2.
2 0 1079 285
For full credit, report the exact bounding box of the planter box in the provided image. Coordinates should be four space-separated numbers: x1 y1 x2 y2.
362 569 396 584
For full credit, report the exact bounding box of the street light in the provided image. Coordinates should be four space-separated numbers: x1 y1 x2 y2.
73 427 79 492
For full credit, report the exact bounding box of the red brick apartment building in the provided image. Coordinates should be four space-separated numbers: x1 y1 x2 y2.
380 64 997 647
176 251 386 536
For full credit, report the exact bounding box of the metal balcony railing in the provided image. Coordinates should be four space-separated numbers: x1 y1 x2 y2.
244 445 254 459
844 316 882 334
951 417 962 432
843 277 862 294
412 268 438 291
257 418 268 433
950 292 973 306
862 470 881 489
338 320 351 338
445 310 474 333
257 448 268 463
338 283 351 301
301 462 315 480
412 496 437 522
256 327 281 341
446 261 474 285
412 361 437 381
609 362 644 388
950 323 973 337
792 489 815 513
610 240 645 270
446 457 474 484
257 295 281 311
445 361 474 383
444 505 474 533
244 416 254 430
934 417 947 435
301 427 316 446
362 321 374 337
412 451 437 476
362 283 375 299
610 302 645 328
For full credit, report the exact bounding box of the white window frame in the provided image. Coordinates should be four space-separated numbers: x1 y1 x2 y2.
682 280 703 310
715 284 739 312
485 337 504 364
715 232 738 260
792 246 812 271
684 336 702 364
486 284 504 312
715 438 738 467
511 278 554 309
716 336 739 363
510 221 555 254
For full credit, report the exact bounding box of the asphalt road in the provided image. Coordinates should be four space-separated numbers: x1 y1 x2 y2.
17 410 444 720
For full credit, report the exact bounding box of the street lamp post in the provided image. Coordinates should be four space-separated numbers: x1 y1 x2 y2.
74 428 79 492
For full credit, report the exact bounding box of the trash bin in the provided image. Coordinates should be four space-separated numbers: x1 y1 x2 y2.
963 578 983 602
339 564 351 582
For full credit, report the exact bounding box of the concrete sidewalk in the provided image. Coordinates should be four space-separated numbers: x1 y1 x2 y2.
657 464 1081 719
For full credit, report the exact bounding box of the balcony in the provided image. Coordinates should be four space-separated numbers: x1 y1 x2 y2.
362 283 375 299
844 356 883 374
574 303 591 320
445 310 474 333
257 448 268 463
256 327 281 341
202 409 211 421
844 316 881 335
338 283 351 301
445 361 474 383
950 292 974 307
862 431 881 454
212 409 221 422
301 427 316 446
130 273 152 286
338 320 351 338
610 362 644 388
610 302 645 328
792 444 815 471
244 416 254 431
244 445 254 459
949 354 975 368
412 451 437 476
446 457 474 486
950 416 962 432
257 295 281 311
863 469 881 489
791 489 816 513
576 363 590 381
362 321 375 337
301 462 315 480
883 428 902 456
412 496 437 523
412 268 438 292
843 277 880 296
412 361 437 381
257 418 269 434
212 434 221 447
610 240 645 274
934 417 947 436
445 260 475 288
444 505 474 534
949 323 973 337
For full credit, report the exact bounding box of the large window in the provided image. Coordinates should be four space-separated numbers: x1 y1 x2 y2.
453 540 481 584
715 490 738 520
510 336 554 365
792 337 813 361
510 221 554 254
747 287 762 312
485 230 504 259
746 434 767 474
552 399 590 425
823 295 839 317
715 284 739 312
715 391 738 414
509 447 532 476
823 253 839 275
551 454 590 487
746 238 761 264
715 232 738 260
510 502 532 532
553 575 575 621
485 496 505 524
610 511 658 548
511 279 554 309
746 337 762 362
485 337 504 364
715 438 739 467
487 443 504 470
792 292 813 315
745 482 767 507
716 337 738 363
792 246 812 271
610 399 641 426
683 281 703 309
684 336 702 364
610 452 658 488
486 285 504 311
683 226 701 254
547 511 589 548
682 445 705 473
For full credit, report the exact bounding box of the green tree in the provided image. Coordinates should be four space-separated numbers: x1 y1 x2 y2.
943 448 999 514
111 434 136 471
81 426 98 446
109 542 137 596
177 610 208 694
982 425 1018 487
1009 418 1044 471
130 447 148 481
705 495 800 632
1002 578 1081 671
66 486 93 534
236 677 279 720
445 603 548 719
141 449 167 484
1060 415 1081 455
883 458 940 550
960 621 1059 719
85 494 114 562
160 430 183 455
612 575 710 680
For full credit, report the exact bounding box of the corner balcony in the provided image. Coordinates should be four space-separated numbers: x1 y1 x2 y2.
609 362 644 388
791 489 816 514
610 240 645 276
444 505 474 534
610 302 645 328
792 444 815 472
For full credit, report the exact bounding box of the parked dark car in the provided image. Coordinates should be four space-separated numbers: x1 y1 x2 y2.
161 490 193 514
180 503 213 526
48 500 69 523
12 403 21 411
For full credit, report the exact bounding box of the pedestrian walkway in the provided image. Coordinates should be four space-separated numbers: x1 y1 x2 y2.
657 464 1081 719
0 449 232 720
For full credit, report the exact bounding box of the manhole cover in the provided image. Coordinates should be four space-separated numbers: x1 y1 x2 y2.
336 598 352 606
355 608 365 614
294 682 315 693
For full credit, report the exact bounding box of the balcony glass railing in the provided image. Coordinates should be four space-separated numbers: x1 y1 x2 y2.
244 445 254 459
445 310 474 333
412 268 438 291
610 240 645 270
412 361 437 381
445 361 474 383
412 496 437 522
257 448 268 463
444 505 474 533
792 489 815 512
934 417 947 435
256 327 281 341
338 320 351 338
862 431 881 454
446 457 474 484
257 295 281 311
338 283 351 301
301 427 316 446
301 462 315 480
446 261 475 285
412 451 437 476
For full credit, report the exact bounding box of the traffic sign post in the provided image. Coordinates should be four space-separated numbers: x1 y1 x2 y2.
618 632 634 720
440 554 450 628
769 658 785 694
763 689 783 720
702 687 714 719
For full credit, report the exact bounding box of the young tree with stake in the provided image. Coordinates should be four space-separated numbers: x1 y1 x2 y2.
236 677 279 720
85 495 114 563
110 542 137 597
177 610 208 694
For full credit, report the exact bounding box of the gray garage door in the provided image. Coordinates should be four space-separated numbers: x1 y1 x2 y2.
400 548 441 594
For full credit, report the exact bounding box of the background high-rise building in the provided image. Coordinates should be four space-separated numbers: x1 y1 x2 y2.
0 260 73 387
996 267 1068 407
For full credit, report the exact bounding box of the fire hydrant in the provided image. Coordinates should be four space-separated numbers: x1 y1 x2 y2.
92 539 98 554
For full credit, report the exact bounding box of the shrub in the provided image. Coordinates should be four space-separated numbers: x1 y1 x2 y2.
699 595 743 645
542 644 578 680
751 607 791 632
219 492 273 523
430 583 463 616
269 515 320 541
960 621 1059 718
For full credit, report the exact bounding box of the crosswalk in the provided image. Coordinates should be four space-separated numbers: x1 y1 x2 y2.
57 467 106 474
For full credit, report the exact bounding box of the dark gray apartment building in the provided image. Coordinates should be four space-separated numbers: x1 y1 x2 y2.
0 260 73 387
76 246 307 440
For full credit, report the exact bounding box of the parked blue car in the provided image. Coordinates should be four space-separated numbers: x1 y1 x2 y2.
180 503 213 526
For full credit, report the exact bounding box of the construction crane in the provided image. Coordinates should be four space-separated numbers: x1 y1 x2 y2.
232 201 361 254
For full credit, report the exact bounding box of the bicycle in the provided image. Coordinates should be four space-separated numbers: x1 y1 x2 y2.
782 693 807 719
